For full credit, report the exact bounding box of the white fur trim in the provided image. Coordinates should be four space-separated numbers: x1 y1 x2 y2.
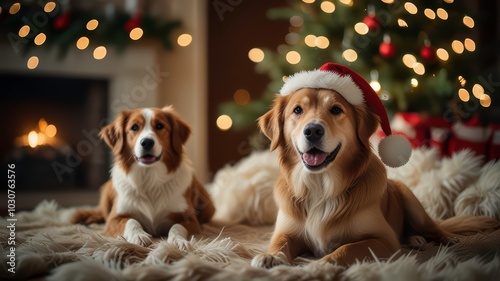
280 70 365 105
454 160 500 220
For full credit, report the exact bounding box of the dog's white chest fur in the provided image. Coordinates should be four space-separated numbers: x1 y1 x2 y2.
293 167 341 255
111 159 193 236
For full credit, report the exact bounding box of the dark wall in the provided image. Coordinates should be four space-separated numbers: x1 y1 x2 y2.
207 0 288 176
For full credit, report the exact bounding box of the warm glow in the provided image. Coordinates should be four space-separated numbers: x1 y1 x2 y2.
458 88 470 102
343 49 358 62
354 23 369 35
86 19 99 31
177 33 192 46
38 119 48 132
458 76 467 87
129 27 144 41
398 19 408 27
302 0 315 3
381 0 394 3
452 40 464 54
27 56 39 69
34 33 46 45
404 2 418 15
402 54 417 68
320 1 336 13
286 51 301 64
44 2 56 13
370 81 381 92
424 9 435 19
480 94 491 107
46 125 57 137
436 48 449 61
19 25 30 38
234 89 250 105
28 131 38 148
9 3 21 15
76 37 90 50
316 36 329 49
248 48 264 63
411 78 418 88
463 16 474 28
305 35 317 47
290 16 303 27
413 63 425 75
472 84 484 99
216 115 233 131
93 46 107 60
339 0 352 6
444 0 454 3
464 38 476 52
437 8 448 20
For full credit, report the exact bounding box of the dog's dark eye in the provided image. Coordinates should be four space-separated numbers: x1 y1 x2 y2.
131 124 139 131
330 106 343 115
293 106 303 115
156 123 164 130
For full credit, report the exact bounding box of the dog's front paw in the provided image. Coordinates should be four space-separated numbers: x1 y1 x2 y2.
251 252 289 269
123 219 153 246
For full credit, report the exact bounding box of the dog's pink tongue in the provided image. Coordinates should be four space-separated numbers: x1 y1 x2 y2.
303 152 327 166
140 155 156 163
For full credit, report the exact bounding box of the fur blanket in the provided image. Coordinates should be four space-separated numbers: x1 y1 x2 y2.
2 148 500 281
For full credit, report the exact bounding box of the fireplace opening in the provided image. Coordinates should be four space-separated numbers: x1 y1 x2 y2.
1 73 110 191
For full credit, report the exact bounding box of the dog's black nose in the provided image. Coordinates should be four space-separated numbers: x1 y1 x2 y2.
304 123 324 143
140 138 155 150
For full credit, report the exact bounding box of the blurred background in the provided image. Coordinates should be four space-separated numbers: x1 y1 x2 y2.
0 0 498 209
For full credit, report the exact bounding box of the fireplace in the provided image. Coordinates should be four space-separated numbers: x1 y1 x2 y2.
0 73 110 192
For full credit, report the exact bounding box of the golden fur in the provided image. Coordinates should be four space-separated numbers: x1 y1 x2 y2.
252 89 497 267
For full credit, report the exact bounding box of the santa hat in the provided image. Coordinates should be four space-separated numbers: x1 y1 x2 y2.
280 62 411 168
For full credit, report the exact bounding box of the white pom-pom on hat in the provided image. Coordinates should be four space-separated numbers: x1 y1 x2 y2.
378 134 412 168
280 62 412 167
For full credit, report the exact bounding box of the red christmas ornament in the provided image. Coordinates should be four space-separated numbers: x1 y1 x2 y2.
53 12 70 30
379 35 397 59
363 15 380 31
125 14 142 33
420 45 436 62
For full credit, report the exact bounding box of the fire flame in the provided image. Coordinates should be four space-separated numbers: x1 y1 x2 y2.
16 118 59 148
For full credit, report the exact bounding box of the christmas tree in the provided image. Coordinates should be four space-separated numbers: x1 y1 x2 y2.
220 0 491 132
0 0 181 60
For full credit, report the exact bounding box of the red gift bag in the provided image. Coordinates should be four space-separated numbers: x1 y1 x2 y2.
390 112 429 148
428 117 451 156
448 115 490 158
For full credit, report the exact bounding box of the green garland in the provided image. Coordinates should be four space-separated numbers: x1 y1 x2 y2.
0 0 181 58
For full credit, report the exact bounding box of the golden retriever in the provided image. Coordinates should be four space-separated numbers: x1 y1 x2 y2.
251 88 495 267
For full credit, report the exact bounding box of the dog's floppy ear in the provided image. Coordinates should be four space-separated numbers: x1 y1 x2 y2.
163 105 191 154
100 110 131 155
354 104 379 149
258 95 286 151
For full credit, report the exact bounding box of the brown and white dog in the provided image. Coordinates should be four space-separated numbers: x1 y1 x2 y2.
251 66 497 267
72 106 215 246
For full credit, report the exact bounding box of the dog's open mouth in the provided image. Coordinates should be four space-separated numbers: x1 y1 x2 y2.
300 143 341 171
135 154 161 165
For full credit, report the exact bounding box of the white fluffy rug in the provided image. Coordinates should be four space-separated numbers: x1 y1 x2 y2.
2 148 500 281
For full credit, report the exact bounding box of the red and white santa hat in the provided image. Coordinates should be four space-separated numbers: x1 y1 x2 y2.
280 62 411 168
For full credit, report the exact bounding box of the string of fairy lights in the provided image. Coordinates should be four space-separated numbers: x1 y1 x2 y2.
214 0 491 131
4 1 192 70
